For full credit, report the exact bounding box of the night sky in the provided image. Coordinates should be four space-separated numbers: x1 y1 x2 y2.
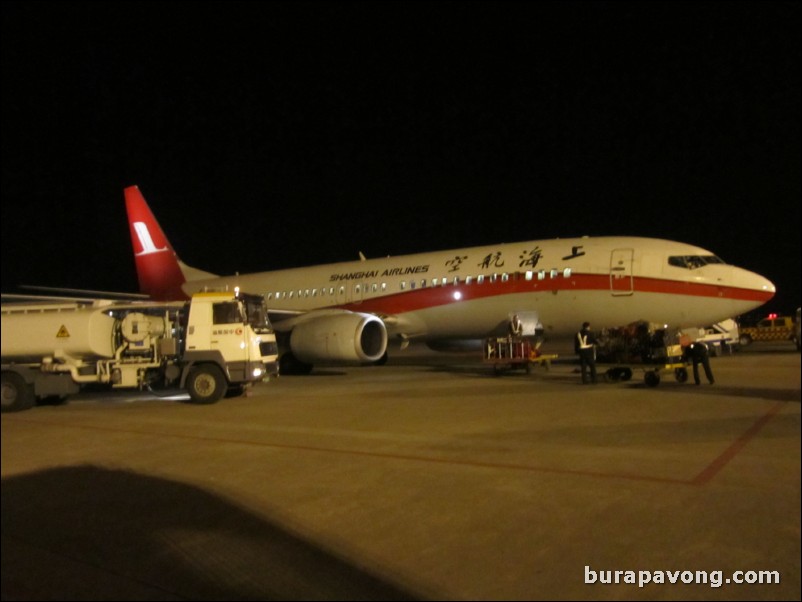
2 1 799 319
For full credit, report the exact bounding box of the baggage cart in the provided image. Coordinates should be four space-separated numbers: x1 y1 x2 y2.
601 344 690 387
483 337 558 375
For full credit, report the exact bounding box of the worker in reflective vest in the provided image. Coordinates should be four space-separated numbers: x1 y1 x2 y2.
575 322 598 384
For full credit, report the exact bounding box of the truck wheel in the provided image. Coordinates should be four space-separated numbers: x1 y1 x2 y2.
644 370 661 387
186 365 226 404
738 334 752 347
675 367 688 383
1 372 35 413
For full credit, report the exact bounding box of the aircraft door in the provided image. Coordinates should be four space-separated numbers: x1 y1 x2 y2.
610 249 634 295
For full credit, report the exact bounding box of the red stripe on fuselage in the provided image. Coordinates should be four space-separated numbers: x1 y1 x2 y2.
338 273 773 315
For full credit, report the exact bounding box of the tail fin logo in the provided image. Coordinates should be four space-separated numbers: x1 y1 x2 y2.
133 222 168 256
124 185 188 301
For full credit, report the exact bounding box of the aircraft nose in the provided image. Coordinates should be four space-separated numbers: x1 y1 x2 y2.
739 267 775 302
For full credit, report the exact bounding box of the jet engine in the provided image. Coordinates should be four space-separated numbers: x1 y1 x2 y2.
289 311 388 364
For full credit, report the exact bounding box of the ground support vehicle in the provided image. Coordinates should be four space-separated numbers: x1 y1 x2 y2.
596 323 691 387
1 291 279 412
738 315 799 350
601 346 690 387
681 319 740 356
483 337 558 375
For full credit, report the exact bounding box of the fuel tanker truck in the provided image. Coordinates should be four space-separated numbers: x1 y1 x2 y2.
1 290 279 412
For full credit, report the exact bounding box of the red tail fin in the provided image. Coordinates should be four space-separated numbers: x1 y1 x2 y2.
124 186 188 301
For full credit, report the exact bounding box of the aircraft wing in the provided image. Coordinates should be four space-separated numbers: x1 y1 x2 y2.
2 286 149 304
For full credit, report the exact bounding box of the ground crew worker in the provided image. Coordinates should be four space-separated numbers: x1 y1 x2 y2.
575 321 598 384
684 341 715 385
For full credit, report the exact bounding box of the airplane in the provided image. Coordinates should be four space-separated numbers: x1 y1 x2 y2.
124 185 776 373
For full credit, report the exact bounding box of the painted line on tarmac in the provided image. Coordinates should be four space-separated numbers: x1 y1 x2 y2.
690 400 786 485
7 401 785 486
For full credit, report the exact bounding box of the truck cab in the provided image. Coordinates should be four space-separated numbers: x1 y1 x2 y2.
182 291 279 402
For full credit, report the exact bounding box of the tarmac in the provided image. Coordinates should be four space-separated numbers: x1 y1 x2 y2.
1 341 800 601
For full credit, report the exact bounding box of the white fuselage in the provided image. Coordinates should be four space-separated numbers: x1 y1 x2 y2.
179 236 775 342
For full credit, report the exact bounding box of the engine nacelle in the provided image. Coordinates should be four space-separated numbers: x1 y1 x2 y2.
289 312 387 364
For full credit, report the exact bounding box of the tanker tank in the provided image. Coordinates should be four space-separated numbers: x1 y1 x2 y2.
1 304 117 362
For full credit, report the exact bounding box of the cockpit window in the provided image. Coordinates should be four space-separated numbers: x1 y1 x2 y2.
668 255 725 269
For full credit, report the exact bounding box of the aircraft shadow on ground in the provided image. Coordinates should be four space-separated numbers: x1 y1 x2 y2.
1 466 422 601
